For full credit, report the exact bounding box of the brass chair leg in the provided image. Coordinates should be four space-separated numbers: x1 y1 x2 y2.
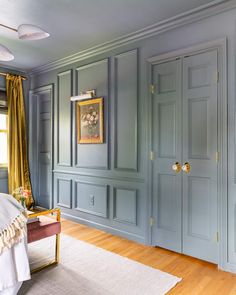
31 234 60 274
29 209 61 274
55 233 60 263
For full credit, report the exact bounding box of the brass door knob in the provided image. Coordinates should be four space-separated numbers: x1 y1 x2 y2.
182 162 191 173
172 162 181 173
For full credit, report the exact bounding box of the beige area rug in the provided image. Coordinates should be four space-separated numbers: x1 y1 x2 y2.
19 234 181 295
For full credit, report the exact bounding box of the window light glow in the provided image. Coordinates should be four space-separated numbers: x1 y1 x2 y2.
0 114 8 166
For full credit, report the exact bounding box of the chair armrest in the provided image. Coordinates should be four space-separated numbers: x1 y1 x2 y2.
28 208 61 222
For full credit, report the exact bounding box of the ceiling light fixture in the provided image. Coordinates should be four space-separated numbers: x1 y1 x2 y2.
0 44 14 61
0 23 50 61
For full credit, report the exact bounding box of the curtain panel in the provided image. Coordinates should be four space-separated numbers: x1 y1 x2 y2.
6 74 34 209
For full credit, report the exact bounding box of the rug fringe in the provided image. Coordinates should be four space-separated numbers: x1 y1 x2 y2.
0 212 27 255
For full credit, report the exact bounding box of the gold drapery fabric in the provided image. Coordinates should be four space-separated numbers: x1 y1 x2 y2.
6 74 34 209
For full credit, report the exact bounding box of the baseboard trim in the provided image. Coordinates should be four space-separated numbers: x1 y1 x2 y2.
61 212 146 244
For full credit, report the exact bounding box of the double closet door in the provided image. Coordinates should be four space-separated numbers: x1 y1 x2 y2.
151 49 218 263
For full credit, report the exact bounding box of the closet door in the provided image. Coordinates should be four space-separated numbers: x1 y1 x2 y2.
30 85 53 209
151 59 182 252
182 50 218 263
37 92 52 209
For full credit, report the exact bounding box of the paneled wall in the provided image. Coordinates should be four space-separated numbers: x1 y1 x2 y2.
30 7 236 271
31 48 146 243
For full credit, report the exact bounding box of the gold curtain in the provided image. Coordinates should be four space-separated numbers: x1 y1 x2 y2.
6 74 34 209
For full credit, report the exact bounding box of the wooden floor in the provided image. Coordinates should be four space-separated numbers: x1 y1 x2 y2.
61 219 236 295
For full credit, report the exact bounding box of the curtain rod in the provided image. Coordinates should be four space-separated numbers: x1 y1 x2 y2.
0 72 27 80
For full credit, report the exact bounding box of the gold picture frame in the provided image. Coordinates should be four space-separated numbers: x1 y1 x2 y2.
77 97 104 144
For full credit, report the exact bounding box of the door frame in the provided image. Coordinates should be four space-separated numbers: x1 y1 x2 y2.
146 38 227 269
29 84 54 208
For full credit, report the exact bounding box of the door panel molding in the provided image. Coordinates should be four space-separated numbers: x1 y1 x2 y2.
29 84 54 208
148 38 227 269
151 58 182 253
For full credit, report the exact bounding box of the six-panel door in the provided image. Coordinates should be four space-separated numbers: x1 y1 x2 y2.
152 49 218 263
152 59 182 253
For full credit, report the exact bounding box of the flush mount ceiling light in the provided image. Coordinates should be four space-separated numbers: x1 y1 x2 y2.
0 23 50 61
0 44 14 61
17 24 50 40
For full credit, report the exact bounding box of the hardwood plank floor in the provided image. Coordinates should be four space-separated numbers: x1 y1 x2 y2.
61 219 236 294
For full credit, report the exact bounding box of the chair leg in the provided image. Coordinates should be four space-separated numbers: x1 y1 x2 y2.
31 234 60 274
55 233 60 263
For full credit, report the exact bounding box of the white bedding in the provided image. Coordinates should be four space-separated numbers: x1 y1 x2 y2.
0 194 30 295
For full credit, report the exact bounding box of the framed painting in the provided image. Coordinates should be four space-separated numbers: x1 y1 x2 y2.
77 97 104 144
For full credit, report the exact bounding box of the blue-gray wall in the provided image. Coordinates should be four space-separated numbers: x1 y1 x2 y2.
30 8 236 271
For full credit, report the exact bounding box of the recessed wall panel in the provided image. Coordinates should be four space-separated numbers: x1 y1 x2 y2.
188 177 211 240
158 73 176 94
189 98 209 159
188 64 210 89
56 177 72 209
114 49 138 171
157 174 178 232
57 70 72 166
113 187 137 225
75 181 108 218
75 59 108 169
158 102 176 158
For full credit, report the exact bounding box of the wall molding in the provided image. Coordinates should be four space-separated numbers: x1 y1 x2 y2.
0 65 28 76
113 49 138 172
74 180 108 218
53 169 145 183
61 211 145 244
28 0 235 76
74 58 109 170
113 187 137 226
56 69 73 167
56 177 73 209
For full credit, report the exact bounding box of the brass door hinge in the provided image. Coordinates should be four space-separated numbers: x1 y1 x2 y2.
150 217 155 227
150 151 155 161
215 151 219 163
150 84 155 94
214 71 219 83
216 232 219 243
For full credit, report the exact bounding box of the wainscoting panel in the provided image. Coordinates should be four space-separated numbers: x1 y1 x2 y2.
75 181 108 218
114 49 138 171
56 176 72 209
57 70 73 166
75 59 109 169
53 172 145 243
113 187 137 225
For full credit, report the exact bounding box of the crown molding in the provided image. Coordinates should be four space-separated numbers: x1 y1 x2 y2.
29 0 236 76
0 65 28 76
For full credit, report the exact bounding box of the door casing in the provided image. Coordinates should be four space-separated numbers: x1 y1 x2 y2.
29 84 54 208
146 38 227 269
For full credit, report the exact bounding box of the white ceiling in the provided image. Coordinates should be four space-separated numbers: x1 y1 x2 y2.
0 0 227 71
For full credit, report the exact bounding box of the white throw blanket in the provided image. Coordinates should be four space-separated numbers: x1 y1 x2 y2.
0 193 27 254
0 193 30 295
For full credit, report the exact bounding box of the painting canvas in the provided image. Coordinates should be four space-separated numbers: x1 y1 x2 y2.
77 97 104 144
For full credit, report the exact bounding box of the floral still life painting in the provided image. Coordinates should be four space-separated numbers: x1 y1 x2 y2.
77 97 104 144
